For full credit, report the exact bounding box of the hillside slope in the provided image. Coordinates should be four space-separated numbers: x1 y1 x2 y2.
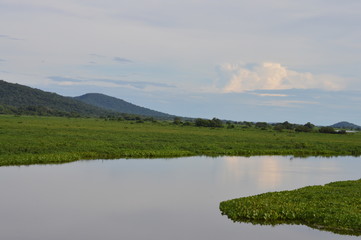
0 80 113 116
330 121 361 130
75 93 174 119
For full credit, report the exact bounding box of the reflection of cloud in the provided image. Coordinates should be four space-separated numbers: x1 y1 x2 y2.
257 157 282 189
220 62 346 92
218 156 361 198
222 156 248 181
222 156 282 190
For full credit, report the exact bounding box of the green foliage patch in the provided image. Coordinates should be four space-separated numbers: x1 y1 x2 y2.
219 179 361 236
0 115 360 166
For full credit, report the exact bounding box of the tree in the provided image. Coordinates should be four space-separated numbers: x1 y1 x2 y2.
273 124 284 132
304 122 315 129
173 117 182 125
195 118 223 128
295 125 312 132
255 122 269 129
209 118 223 128
281 121 294 130
243 121 254 127
319 127 336 134
195 118 209 127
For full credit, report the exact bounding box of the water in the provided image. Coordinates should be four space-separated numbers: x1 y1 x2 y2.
0 156 360 240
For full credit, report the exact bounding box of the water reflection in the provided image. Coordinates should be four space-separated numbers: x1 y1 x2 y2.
259 156 283 188
221 156 283 191
0 156 360 240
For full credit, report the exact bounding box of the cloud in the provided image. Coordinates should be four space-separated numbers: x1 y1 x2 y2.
89 54 106 58
254 93 289 97
48 76 175 89
257 100 320 108
220 62 346 93
0 34 22 40
99 79 174 89
113 57 133 63
49 76 83 83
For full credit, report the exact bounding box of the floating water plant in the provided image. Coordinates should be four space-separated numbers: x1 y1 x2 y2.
220 179 361 236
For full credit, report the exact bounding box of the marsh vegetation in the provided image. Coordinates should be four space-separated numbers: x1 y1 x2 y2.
0 115 360 166
220 179 361 236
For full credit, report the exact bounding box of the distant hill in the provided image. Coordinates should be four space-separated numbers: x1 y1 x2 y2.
74 93 175 119
330 121 361 130
0 80 114 117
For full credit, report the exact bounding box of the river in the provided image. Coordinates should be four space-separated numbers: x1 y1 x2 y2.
0 156 360 240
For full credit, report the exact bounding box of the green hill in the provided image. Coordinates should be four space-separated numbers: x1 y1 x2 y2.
0 80 114 117
330 121 361 130
74 93 175 119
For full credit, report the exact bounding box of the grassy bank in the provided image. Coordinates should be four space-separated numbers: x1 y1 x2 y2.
219 179 361 236
0 115 360 166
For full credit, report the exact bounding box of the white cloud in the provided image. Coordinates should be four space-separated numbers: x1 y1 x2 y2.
221 62 347 93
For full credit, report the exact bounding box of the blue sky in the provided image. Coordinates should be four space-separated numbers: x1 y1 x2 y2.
1 0 360 125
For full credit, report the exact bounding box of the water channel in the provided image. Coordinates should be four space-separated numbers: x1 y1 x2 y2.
0 156 360 240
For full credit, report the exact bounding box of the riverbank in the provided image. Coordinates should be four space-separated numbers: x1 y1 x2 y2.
219 179 361 236
1 115 360 166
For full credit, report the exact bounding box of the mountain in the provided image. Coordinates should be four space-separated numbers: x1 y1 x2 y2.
74 93 175 119
330 121 361 130
0 80 114 117
0 80 175 119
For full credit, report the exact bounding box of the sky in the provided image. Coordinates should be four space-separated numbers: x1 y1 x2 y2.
1 0 361 125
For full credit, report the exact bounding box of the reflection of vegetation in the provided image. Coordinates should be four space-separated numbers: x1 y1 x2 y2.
219 179 361 236
0 115 360 166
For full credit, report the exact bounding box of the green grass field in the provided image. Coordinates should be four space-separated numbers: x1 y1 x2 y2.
219 179 361 236
0 115 360 166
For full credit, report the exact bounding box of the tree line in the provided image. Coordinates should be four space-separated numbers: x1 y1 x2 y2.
0 105 350 134
173 118 348 134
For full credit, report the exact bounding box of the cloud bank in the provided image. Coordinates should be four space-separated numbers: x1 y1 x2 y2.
221 62 346 93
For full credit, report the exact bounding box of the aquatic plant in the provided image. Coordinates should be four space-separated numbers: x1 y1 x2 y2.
219 179 361 236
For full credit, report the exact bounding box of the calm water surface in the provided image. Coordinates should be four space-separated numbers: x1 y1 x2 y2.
0 156 360 240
